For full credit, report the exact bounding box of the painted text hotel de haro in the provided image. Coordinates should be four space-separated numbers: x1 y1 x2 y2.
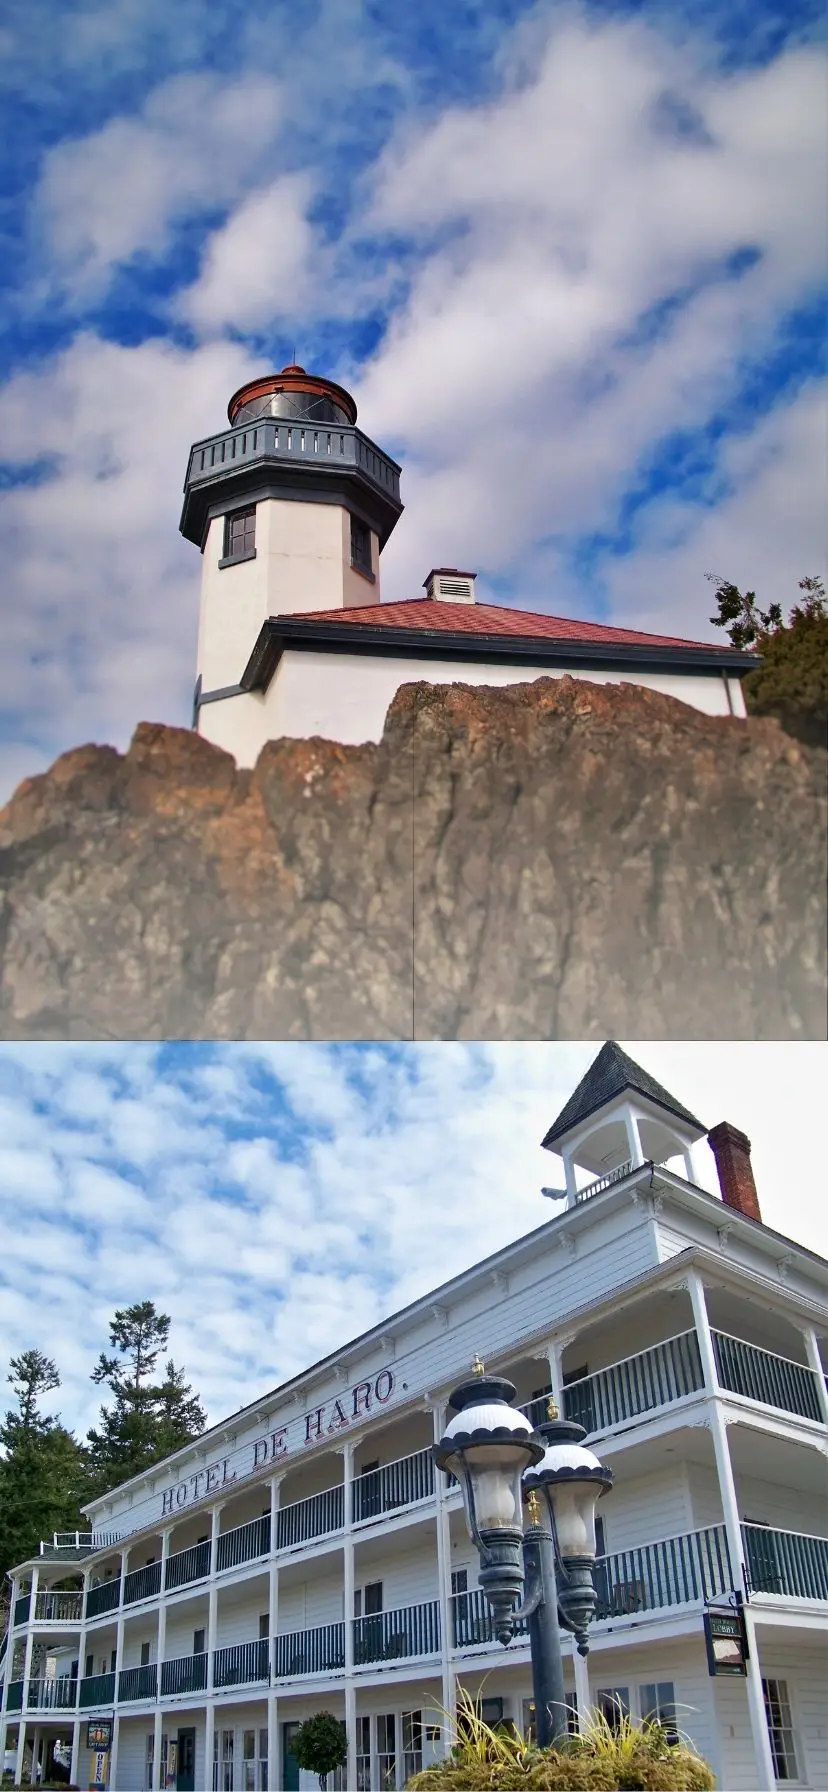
2 1045 827 1792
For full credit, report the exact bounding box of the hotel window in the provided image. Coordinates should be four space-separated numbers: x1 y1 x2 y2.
377 1714 396 1790
402 1711 423 1782
193 1628 205 1656
222 506 256 563
355 1715 371 1792
242 1728 269 1791
641 1682 678 1744
85 1654 93 1678
350 514 373 578
140 1641 151 1667
596 1688 630 1733
763 1679 800 1782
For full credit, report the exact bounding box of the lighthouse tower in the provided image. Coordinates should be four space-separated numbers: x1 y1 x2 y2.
180 363 403 760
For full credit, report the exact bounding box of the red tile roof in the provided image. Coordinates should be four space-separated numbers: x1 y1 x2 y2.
282 596 725 653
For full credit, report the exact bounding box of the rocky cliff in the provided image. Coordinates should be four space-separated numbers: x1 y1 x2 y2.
0 677 824 1040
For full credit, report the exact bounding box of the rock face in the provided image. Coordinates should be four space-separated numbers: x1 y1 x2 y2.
0 677 825 1040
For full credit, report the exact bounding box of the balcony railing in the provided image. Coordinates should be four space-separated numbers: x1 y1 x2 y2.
6 1681 24 1712
276 1485 344 1551
86 1577 120 1619
118 1663 158 1702
273 1623 345 1678
26 1677 77 1711
451 1589 528 1649
743 1525 828 1600
123 1561 162 1605
34 1591 82 1623
575 1160 635 1203
165 1539 211 1591
79 1671 116 1708
353 1600 440 1665
594 1525 733 1617
353 1449 434 1524
521 1330 704 1435
13 1593 30 1627
214 1638 269 1689
161 1652 208 1697
186 422 401 504
217 1513 270 1573
713 1332 824 1423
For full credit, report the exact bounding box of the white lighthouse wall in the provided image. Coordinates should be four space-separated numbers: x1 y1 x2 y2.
196 501 379 694
197 647 746 769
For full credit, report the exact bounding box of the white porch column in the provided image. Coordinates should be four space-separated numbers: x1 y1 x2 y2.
341 1440 356 1790
17 1573 38 1784
268 1472 282 1785
153 1704 163 1792
207 1504 224 1696
624 1109 645 1168
431 1400 455 1754
69 1716 81 1787
28 1724 41 1785
802 1326 828 1425
571 1646 590 1734
109 1713 121 1789
119 1548 128 1608
205 1701 215 1792
561 1148 577 1206
2 1577 18 1708
687 1271 776 1792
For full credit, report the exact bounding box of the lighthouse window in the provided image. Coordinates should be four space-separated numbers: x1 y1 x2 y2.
350 514 373 578
221 506 256 565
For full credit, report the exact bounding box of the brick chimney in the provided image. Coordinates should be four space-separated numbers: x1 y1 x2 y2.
707 1121 761 1223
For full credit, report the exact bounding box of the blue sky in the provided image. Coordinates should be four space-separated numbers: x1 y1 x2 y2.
0 0 825 801
0 1040 825 1438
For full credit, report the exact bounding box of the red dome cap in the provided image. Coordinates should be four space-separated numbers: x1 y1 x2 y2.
228 363 357 427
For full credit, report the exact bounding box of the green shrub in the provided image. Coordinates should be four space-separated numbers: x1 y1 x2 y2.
289 1709 347 1789
405 1692 715 1791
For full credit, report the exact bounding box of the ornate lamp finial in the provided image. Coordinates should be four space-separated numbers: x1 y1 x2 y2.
471 1354 485 1377
546 1397 560 1421
526 1489 542 1527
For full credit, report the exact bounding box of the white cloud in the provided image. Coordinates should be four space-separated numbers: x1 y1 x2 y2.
0 1041 825 1441
31 71 285 300
178 174 318 336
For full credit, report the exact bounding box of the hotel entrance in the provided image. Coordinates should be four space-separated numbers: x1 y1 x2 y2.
176 1727 195 1790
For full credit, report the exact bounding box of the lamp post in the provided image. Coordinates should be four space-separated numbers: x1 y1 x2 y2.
433 1358 612 1750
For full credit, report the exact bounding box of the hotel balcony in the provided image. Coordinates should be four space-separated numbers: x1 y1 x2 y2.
6 1521 826 1718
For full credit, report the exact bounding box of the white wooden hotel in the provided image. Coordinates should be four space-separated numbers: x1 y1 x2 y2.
2 1044 827 1792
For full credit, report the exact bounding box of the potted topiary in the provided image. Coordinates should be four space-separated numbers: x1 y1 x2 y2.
289 1711 348 1789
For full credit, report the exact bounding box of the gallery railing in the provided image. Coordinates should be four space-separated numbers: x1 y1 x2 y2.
352 1600 440 1665
79 1671 116 1708
213 1638 269 1689
712 1332 824 1423
33 1591 83 1622
276 1485 344 1550
165 1539 211 1591
118 1663 158 1702
273 1622 346 1678
161 1652 208 1697
352 1449 434 1523
26 1676 78 1710
85 1578 120 1619
742 1524 828 1600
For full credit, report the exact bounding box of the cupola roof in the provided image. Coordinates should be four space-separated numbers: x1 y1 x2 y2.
541 1041 704 1150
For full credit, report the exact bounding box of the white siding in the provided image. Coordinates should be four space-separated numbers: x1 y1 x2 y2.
601 1468 692 1554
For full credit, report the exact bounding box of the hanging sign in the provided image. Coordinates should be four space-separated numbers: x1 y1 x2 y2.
86 1721 113 1750
703 1606 749 1676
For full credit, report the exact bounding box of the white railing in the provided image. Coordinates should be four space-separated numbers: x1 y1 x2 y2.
575 1160 635 1203
34 1591 83 1622
40 1531 120 1554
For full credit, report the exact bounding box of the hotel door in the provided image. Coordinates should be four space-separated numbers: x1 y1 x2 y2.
282 1723 301 1792
177 1728 196 1791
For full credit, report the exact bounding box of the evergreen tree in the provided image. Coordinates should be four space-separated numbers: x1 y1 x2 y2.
0 1351 87 1584
155 1361 207 1459
87 1302 205 1491
708 572 828 746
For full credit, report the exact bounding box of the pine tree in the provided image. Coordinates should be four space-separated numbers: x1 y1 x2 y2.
707 572 828 746
0 1352 88 1585
87 1302 206 1491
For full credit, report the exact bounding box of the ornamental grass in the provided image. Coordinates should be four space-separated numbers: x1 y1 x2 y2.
405 1689 716 1791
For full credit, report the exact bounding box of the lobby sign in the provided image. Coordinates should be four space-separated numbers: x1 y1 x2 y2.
159 1368 396 1517
703 1606 749 1676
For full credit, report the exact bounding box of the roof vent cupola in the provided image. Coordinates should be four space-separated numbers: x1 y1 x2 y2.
424 568 477 604
541 1041 707 1208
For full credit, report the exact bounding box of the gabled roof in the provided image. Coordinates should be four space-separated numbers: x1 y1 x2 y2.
541 1041 705 1149
276 596 743 654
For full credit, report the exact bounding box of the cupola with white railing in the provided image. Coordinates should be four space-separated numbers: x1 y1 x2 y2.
424 567 477 603
540 1040 707 1208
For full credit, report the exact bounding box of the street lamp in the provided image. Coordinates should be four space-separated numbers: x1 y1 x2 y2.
433 1358 613 1750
